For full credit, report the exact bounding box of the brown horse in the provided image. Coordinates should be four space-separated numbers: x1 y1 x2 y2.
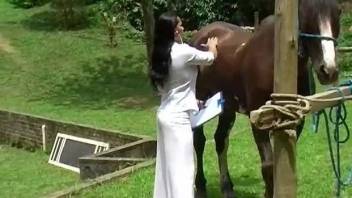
191 0 341 197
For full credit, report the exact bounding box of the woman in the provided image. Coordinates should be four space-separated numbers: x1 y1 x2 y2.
149 12 218 198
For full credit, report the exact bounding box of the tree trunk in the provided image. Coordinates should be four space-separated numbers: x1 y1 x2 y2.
141 0 154 66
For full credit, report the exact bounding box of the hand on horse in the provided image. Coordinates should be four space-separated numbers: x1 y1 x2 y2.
201 37 218 58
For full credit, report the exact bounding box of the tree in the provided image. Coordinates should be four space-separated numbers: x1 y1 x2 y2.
51 0 87 30
140 0 154 65
167 0 177 11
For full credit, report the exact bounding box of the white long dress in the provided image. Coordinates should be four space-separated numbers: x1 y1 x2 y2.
153 42 215 198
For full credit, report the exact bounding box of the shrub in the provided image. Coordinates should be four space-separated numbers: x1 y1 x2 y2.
51 0 88 30
7 0 49 8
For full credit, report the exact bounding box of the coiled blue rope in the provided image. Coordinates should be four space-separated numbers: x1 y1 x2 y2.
313 81 352 197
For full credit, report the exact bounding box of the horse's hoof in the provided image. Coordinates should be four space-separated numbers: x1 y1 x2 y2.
223 190 236 198
195 189 207 198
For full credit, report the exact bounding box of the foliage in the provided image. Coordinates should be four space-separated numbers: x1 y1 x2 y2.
93 0 274 33
98 0 144 31
236 0 274 25
339 54 352 75
7 0 49 8
174 0 274 28
339 12 352 72
101 12 119 47
51 0 88 30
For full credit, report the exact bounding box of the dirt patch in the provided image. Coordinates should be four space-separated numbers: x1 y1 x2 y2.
0 34 15 53
115 96 150 108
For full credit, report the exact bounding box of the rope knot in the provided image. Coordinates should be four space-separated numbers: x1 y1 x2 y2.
251 94 311 134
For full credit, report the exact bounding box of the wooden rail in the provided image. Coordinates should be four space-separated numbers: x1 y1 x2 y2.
338 47 352 53
250 86 352 130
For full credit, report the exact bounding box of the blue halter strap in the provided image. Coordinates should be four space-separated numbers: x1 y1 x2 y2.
299 32 338 46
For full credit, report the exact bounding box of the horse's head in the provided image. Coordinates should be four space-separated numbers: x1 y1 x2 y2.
299 0 341 85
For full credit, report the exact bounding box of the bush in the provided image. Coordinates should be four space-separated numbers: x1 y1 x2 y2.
339 13 352 72
339 54 352 73
98 0 145 31
99 0 274 31
7 0 49 8
51 0 88 30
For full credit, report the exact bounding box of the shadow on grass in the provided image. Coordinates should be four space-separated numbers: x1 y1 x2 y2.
21 10 89 32
45 54 157 110
206 175 262 198
21 11 58 31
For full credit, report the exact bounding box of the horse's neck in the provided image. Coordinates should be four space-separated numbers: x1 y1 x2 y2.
297 56 311 96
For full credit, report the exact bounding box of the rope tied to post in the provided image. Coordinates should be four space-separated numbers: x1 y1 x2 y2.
250 94 311 136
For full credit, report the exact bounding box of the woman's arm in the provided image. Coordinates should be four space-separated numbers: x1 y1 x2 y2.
186 37 218 66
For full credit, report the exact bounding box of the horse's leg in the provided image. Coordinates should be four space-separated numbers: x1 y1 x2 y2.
296 118 305 139
214 98 236 198
251 126 273 198
194 125 207 198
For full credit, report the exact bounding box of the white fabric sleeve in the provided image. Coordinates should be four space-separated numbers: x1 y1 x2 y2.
185 44 215 66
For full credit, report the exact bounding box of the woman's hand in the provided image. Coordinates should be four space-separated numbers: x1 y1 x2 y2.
206 37 218 58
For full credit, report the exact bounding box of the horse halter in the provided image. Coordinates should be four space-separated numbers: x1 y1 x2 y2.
298 32 338 58
299 33 338 46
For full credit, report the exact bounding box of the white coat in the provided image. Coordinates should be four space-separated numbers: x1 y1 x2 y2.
153 42 214 198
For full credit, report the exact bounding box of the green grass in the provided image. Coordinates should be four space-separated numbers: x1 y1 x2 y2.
0 145 80 198
2 115 352 197
0 1 158 136
73 114 352 198
0 0 352 197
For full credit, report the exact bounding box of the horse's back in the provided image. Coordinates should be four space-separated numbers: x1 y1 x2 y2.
191 22 253 100
191 21 252 49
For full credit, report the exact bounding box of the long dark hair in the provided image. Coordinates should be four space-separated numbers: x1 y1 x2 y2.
149 12 178 90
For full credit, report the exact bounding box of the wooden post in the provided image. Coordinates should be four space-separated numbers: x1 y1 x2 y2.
273 0 298 197
254 11 259 31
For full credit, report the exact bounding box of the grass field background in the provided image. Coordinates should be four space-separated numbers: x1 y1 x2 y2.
0 1 351 197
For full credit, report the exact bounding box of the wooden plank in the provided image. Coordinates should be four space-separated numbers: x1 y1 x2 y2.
44 159 155 198
307 86 352 112
79 156 148 180
273 0 298 197
337 47 352 53
250 86 352 130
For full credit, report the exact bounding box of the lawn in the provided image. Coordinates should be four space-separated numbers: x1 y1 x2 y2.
0 0 352 197
0 145 80 198
0 0 157 137
74 115 352 198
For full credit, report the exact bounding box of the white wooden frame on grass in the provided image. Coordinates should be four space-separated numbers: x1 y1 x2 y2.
48 133 109 173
